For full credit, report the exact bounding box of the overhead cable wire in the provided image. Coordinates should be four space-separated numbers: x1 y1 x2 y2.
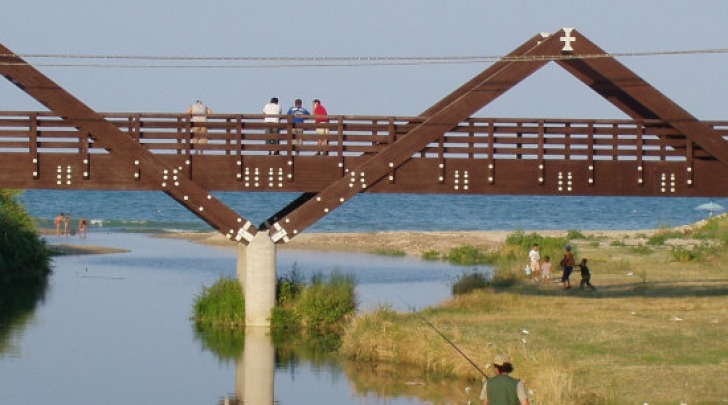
0 47 727 69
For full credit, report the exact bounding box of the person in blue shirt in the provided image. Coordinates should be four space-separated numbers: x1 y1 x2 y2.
287 98 309 124
287 99 310 151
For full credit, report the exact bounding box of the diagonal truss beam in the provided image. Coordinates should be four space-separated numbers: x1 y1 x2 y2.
268 31 567 242
555 29 728 165
0 44 257 244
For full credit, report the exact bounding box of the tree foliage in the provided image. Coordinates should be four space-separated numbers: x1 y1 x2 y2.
0 189 51 283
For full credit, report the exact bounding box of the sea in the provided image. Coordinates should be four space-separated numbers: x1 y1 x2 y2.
18 190 724 233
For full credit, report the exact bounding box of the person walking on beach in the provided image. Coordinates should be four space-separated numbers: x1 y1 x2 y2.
263 97 282 155
54 213 64 237
78 217 88 239
541 255 552 282
64 213 71 237
578 258 596 290
312 99 329 155
186 100 213 155
479 354 530 405
561 245 575 290
528 243 540 282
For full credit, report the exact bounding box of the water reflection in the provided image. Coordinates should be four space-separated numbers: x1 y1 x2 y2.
0 277 49 356
196 324 479 405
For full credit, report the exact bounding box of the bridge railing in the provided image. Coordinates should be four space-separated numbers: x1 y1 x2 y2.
0 111 725 162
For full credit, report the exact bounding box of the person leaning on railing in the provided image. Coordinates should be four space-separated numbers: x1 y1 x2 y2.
263 97 282 155
186 99 213 155
287 99 310 150
313 99 329 155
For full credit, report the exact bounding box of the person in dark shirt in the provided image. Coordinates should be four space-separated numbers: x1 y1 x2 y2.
578 258 596 290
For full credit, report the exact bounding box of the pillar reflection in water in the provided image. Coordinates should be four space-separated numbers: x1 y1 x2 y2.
233 326 274 405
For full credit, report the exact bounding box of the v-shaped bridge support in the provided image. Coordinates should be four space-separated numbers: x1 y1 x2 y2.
0 44 257 244
268 28 727 243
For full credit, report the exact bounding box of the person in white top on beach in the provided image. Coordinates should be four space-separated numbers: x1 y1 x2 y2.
528 243 540 282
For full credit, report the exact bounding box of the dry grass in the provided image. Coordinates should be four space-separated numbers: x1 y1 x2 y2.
340 223 728 404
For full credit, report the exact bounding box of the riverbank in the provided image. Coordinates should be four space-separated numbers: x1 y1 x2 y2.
339 218 728 404
156 228 663 257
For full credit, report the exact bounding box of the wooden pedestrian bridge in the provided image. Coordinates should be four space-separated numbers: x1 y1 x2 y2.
2 28 727 325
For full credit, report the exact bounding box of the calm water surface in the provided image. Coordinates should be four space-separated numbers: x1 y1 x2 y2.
0 232 479 405
4 191 724 404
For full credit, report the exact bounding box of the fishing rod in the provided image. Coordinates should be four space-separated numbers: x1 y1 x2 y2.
401 299 489 379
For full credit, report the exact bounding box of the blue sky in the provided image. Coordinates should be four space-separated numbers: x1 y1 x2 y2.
1 1 726 120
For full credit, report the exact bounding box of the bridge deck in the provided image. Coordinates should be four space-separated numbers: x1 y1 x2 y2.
1 111 727 197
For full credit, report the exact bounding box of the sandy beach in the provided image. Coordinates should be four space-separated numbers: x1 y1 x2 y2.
53 220 719 257
153 228 661 256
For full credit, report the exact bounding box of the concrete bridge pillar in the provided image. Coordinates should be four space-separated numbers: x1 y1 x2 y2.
237 231 276 327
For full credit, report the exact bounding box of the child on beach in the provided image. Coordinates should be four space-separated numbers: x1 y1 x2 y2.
528 243 541 282
578 258 596 290
541 256 552 282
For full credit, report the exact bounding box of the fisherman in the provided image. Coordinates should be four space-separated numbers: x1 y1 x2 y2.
479 354 530 405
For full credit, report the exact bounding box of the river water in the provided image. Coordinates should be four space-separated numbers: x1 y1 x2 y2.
1 191 724 404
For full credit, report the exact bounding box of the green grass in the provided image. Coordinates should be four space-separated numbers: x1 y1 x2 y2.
421 250 441 261
446 245 498 265
271 270 357 332
193 276 245 328
371 248 406 257
342 221 728 404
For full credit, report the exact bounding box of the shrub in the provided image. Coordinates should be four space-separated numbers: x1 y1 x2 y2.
452 271 489 295
292 271 357 331
276 265 305 306
646 230 683 246
446 245 497 266
566 229 587 240
0 189 51 283
193 276 245 328
421 250 441 261
671 246 701 263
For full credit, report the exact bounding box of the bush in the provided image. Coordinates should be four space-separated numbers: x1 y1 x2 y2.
292 271 357 331
276 265 304 306
421 250 441 261
646 230 683 246
193 276 245 328
0 190 51 283
447 245 497 266
671 246 701 263
452 271 490 295
566 229 587 240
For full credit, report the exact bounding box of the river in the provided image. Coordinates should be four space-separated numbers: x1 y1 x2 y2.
1 191 723 404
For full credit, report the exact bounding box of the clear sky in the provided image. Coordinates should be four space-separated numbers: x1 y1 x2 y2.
1 0 726 120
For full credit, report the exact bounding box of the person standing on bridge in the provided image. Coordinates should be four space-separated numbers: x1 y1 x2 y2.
287 99 310 153
313 99 329 155
263 97 282 155
186 100 213 155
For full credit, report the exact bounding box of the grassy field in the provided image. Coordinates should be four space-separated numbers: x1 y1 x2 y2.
340 219 728 404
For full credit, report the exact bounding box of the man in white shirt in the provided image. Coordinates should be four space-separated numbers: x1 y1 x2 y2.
263 97 282 155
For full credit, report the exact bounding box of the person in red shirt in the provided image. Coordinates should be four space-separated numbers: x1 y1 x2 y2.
312 99 329 155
